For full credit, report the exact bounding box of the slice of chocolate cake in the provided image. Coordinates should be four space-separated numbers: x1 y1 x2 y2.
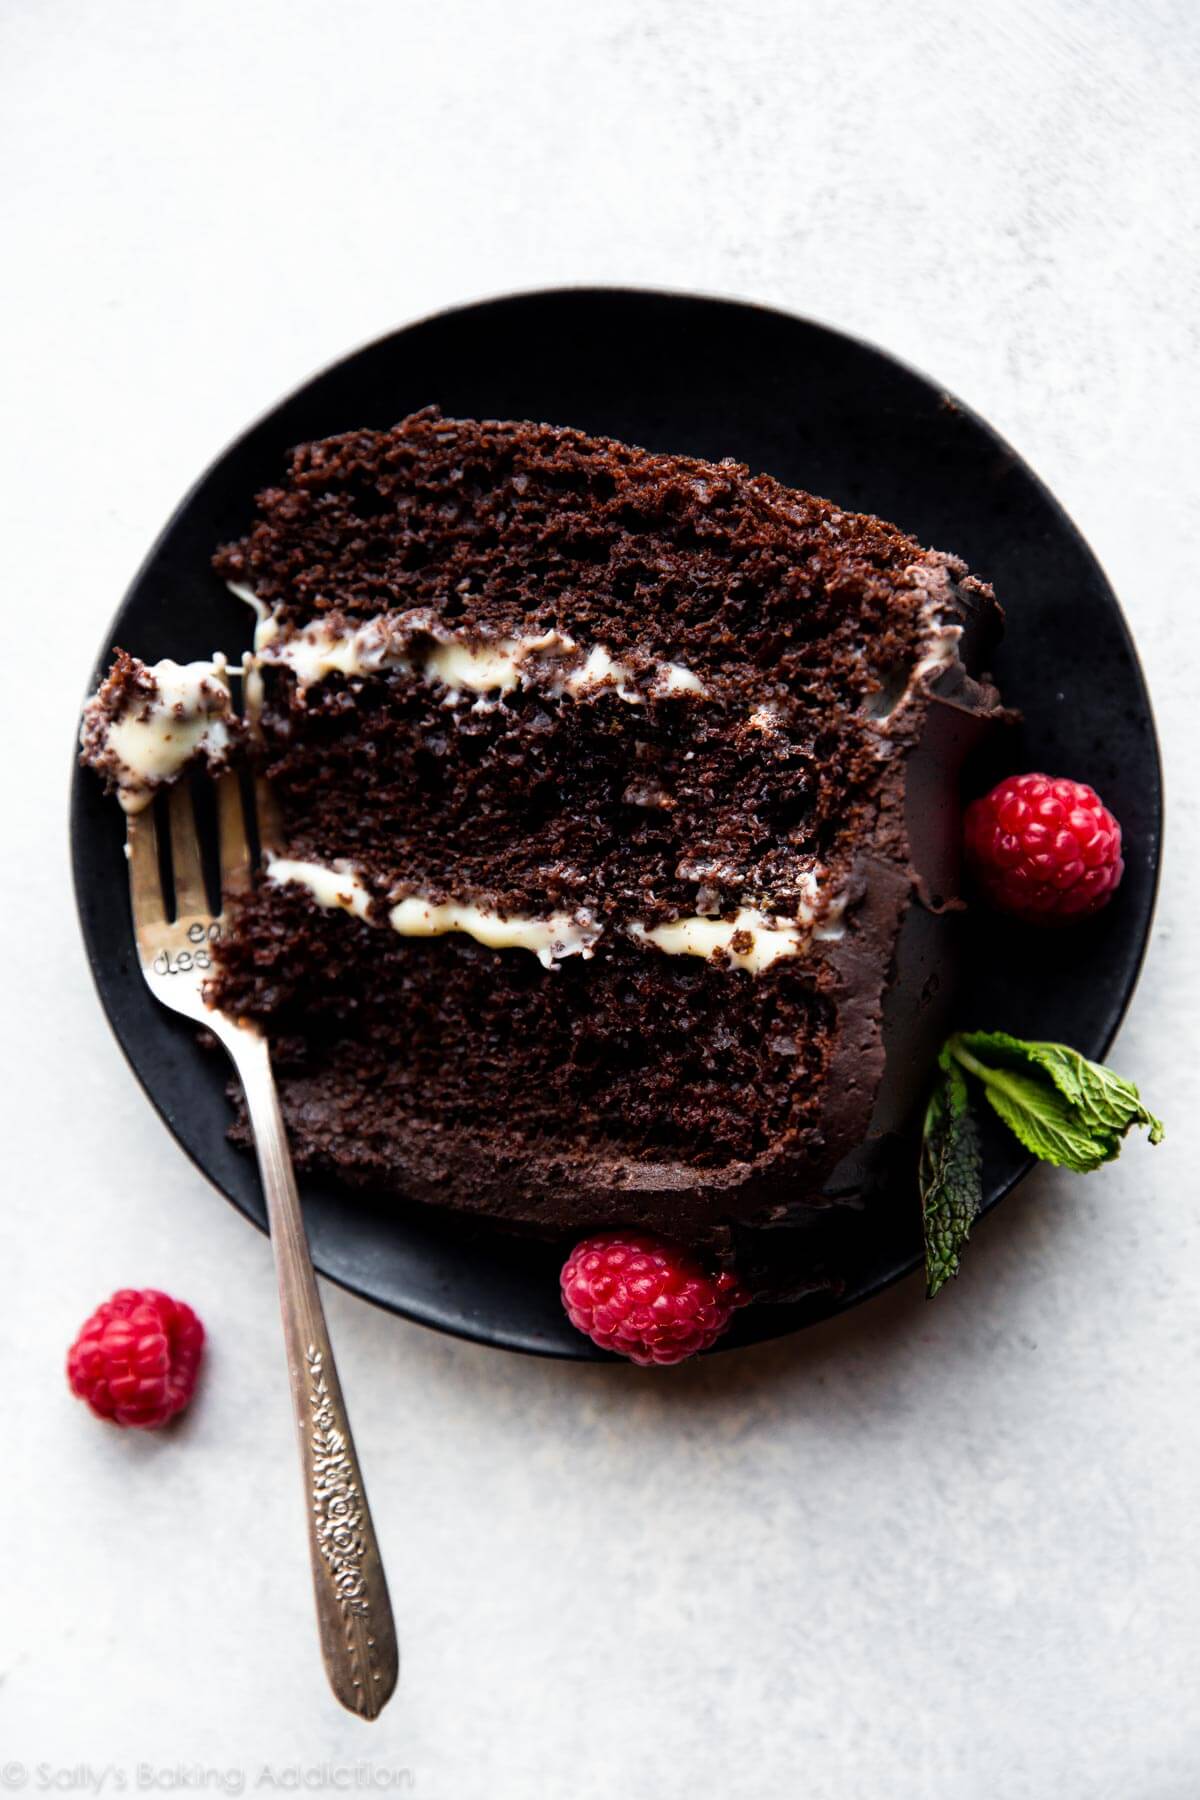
188 408 1002 1291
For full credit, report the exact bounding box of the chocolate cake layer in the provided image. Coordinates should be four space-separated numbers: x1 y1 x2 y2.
212 883 836 1222
199 409 1003 1273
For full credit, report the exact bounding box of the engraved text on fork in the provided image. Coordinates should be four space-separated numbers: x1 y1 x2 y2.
151 920 223 976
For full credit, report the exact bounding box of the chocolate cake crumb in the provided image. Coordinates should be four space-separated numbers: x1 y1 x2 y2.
202 410 1004 1283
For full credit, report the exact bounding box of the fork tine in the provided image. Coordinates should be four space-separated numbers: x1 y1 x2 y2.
127 808 166 929
255 776 284 859
216 774 252 901
168 784 208 918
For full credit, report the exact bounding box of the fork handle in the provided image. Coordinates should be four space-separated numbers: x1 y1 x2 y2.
233 1028 399 1718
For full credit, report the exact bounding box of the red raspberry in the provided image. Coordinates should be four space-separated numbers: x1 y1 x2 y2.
561 1231 747 1365
67 1289 205 1428
964 773 1124 923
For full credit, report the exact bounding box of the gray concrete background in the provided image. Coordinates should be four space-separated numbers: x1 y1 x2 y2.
3 1 1197 1793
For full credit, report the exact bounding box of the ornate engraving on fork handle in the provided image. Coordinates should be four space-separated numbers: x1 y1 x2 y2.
303 1343 395 1714
306 1345 369 1617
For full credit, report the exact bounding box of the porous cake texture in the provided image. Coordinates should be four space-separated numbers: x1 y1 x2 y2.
196 410 1001 1280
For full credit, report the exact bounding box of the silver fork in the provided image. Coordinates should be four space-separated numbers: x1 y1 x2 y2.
127 776 399 1719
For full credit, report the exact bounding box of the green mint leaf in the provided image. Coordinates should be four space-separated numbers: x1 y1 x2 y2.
970 1065 1116 1169
956 1032 1163 1145
947 1031 1163 1172
920 1059 983 1297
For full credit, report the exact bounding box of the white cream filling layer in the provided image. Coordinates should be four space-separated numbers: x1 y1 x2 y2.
388 897 601 968
657 661 707 695
866 569 965 726
554 641 638 703
632 887 846 968
264 855 599 967
628 910 804 974
425 636 534 694
265 856 373 921
908 619 963 687
263 857 844 973
228 587 707 707
91 657 234 813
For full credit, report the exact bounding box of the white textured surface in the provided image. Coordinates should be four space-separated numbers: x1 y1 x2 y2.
2 1 1198 1793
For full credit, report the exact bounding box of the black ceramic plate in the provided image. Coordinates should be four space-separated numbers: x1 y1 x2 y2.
71 289 1161 1358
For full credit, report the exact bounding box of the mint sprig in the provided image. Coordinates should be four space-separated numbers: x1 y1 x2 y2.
919 1032 1162 1297
947 1031 1163 1169
920 1058 983 1298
